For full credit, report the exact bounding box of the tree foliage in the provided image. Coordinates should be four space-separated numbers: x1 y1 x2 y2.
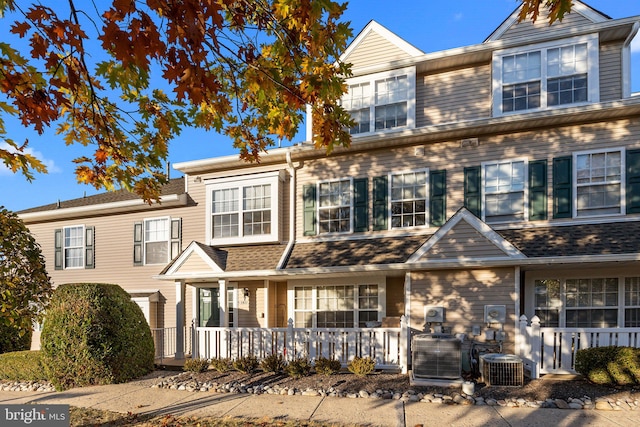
0 206 52 338
0 0 353 202
519 0 574 25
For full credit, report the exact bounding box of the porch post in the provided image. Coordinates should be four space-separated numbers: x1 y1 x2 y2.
530 315 541 379
219 279 227 326
400 315 408 374
175 280 185 359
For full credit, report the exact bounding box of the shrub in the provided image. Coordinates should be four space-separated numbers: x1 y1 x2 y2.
575 346 640 385
0 351 47 381
183 357 210 373
348 356 376 377
41 283 155 390
286 357 312 379
210 357 232 373
315 356 342 376
0 323 32 354
233 355 258 374
260 353 287 373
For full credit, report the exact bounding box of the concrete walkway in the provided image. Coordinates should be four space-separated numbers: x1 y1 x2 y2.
1 376 639 426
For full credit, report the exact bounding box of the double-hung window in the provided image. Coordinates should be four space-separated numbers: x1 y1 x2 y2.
133 217 181 266
390 170 428 228
206 171 281 244
574 148 623 217
63 225 85 268
483 159 527 223
54 225 94 270
318 178 352 233
342 67 415 136
493 35 598 115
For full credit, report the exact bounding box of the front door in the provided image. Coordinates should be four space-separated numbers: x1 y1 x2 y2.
199 288 220 327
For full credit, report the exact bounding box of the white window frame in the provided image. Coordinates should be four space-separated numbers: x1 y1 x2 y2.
481 158 528 223
492 34 599 116
205 171 281 245
342 66 416 136
143 216 171 265
389 169 429 229
63 225 85 269
624 277 640 327
317 177 353 234
573 147 625 218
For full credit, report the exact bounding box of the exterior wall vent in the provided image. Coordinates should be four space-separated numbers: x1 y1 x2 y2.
480 354 524 387
412 334 461 379
460 137 479 148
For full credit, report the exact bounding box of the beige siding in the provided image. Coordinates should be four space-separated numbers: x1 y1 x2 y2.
416 64 492 127
410 268 517 353
236 280 265 327
175 252 214 273
385 276 405 317
345 30 414 69
295 118 640 237
497 12 593 41
600 41 624 102
421 221 507 260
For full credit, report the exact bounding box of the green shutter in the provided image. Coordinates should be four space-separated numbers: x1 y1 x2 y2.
54 229 63 270
353 178 368 232
133 221 143 266
528 160 547 221
464 166 481 217
303 184 317 236
429 170 446 227
627 149 640 214
372 176 388 231
553 156 572 218
85 226 95 269
170 218 182 259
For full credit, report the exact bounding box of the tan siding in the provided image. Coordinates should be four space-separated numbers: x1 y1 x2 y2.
600 41 623 102
345 30 414 70
422 221 507 260
385 276 405 317
497 12 593 41
410 268 517 353
416 64 492 127
236 281 265 327
175 252 214 273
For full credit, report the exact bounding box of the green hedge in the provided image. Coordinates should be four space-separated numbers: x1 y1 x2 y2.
575 346 640 385
0 351 47 381
41 283 155 390
0 323 32 354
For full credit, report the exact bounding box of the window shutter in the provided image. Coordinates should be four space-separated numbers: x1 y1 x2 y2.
372 175 388 231
54 229 63 270
528 160 548 221
553 156 572 218
464 166 481 217
353 178 368 232
429 170 446 227
302 184 316 236
133 221 143 266
85 226 95 269
627 149 640 214
170 218 182 259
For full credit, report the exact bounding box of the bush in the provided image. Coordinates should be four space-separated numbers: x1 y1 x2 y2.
0 351 47 381
41 283 155 390
233 355 258 374
314 356 342 376
348 356 376 377
183 357 210 373
575 346 640 385
0 323 32 354
210 357 232 373
260 353 287 373
286 357 312 379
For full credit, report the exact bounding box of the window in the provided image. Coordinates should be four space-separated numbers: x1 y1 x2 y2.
292 283 381 328
318 178 352 233
534 279 561 327
483 159 527 223
575 149 623 217
206 172 281 244
54 225 94 270
133 217 181 266
625 278 640 327
493 35 598 115
565 278 618 327
342 67 415 135
390 170 428 228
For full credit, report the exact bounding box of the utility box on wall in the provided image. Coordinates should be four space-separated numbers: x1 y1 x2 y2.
484 305 506 324
424 306 445 323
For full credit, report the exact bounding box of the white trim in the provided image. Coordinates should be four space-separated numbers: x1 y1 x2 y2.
622 23 640 98
142 216 172 265
388 168 430 230
481 157 529 224
407 208 527 263
61 224 85 269
316 177 354 235
164 241 224 276
339 20 423 63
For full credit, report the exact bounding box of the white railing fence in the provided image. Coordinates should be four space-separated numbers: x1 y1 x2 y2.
193 317 409 372
151 326 192 361
518 315 640 378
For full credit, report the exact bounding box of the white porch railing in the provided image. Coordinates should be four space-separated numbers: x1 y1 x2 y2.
518 315 640 378
151 326 192 361
193 317 409 372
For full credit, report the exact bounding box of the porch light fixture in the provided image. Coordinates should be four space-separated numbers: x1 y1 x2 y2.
243 287 250 302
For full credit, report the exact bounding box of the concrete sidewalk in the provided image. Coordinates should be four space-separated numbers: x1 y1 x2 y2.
1 377 639 426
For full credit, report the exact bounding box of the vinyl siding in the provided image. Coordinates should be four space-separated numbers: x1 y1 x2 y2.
599 41 624 102
410 268 516 353
385 276 405 317
420 221 508 260
496 12 593 41
236 281 265 327
345 30 415 70
176 252 215 273
416 64 492 127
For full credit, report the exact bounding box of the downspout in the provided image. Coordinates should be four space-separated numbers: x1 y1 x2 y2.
622 22 639 98
277 150 297 269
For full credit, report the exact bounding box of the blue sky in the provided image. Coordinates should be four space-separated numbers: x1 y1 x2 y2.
2 0 640 212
